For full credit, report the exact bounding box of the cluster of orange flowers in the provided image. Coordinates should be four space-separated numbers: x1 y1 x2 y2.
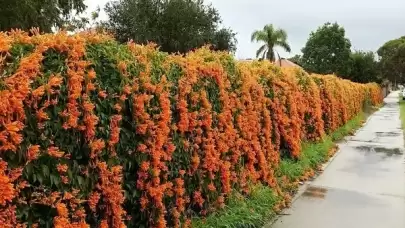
0 31 383 227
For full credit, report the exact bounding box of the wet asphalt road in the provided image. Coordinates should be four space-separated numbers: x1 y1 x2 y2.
271 91 405 228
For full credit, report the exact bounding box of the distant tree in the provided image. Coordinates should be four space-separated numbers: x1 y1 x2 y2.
288 54 302 66
251 24 291 62
64 7 104 32
349 51 380 83
0 0 86 32
210 28 237 52
301 22 352 77
105 0 237 53
377 36 405 84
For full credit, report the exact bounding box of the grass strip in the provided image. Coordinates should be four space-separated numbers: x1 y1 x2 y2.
399 96 405 129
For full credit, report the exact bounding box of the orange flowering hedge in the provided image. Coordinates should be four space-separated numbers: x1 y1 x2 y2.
0 31 383 227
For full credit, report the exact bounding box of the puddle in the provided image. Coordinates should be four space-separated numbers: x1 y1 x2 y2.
302 186 328 199
340 145 399 175
355 146 404 157
375 132 401 137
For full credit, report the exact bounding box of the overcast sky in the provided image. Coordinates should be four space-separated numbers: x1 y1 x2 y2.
85 0 405 59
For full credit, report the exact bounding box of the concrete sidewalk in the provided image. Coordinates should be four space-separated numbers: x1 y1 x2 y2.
271 91 405 228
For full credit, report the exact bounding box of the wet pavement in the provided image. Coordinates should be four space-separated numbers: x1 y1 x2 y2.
270 91 405 228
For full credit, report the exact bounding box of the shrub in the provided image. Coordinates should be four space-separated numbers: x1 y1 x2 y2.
0 31 383 227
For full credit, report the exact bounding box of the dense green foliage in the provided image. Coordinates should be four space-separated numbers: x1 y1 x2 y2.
251 24 291 61
377 36 405 84
348 51 381 83
104 0 237 53
301 22 352 77
0 0 86 32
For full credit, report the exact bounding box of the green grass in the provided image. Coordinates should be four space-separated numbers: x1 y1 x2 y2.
192 185 279 228
331 113 366 141
192 113 366 228
399 96 405 129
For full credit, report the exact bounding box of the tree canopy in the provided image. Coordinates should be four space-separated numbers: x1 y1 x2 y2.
0 0 86 32
348 51 380 83
251 24 291 62
377 36 405 84
104 0 237 53
301 22 352 77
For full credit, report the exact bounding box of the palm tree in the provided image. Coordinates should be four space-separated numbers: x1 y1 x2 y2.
251 24 291 62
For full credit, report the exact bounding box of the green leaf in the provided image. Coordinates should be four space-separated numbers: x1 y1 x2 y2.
50 174 60 187
77 176 84 187
41 165 50 178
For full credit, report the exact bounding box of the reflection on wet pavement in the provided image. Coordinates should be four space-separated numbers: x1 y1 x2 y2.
301 186 328 199
270 91 405 228
354 145 403 157
375 131 401 137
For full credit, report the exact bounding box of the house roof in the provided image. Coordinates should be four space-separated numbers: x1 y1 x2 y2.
274 58 302 69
